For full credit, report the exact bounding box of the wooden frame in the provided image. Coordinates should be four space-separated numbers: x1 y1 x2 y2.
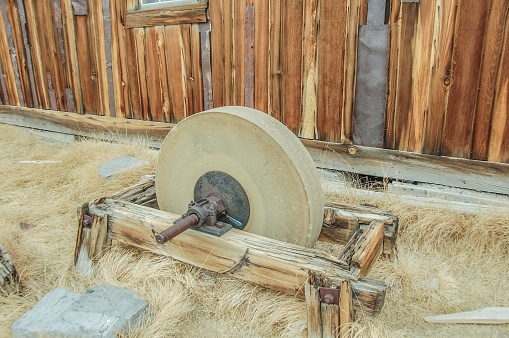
125 1 208 28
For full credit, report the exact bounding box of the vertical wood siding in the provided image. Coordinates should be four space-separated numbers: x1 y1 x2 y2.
0 0 509 164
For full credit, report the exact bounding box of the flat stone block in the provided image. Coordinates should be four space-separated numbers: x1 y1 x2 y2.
11 285 148 337
98 156 149 179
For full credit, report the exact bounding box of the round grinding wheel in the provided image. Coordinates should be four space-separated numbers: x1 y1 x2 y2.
155 106 324 248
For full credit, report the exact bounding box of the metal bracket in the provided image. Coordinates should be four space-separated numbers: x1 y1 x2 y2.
319 287 340 305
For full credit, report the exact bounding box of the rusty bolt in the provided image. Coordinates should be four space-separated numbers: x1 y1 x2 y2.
323 294 334 304
348 146 357 155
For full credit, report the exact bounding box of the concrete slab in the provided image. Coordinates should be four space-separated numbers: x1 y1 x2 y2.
11 285 148 337
98 156 149 179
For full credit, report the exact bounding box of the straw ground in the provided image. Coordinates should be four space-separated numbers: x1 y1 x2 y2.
0 124 507 337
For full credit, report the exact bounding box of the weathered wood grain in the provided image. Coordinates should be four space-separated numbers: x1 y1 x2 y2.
165 25 186 122
181 24 194 117
488 15 509 164
191 24 203 113
125 4 207 28
339 280 353 338
472 0 509 160
134 27 149 120
234 0 246 106
321 303 340 338
394 1 418 150
317 0 347 143
209 0 224 108
145 27 163 121
300 0 319 139
282 0 303 134
268 0 282 121
222 0 234 106
0 4 20 106
244 4 255 108
422 0 457 155
305 281 322 338
384 0 401 148
81 198 387 316
254 0 269 112
342 0 360 144
75 15 98 114
442 0 489 158
109 0 125 117
5 0 32 107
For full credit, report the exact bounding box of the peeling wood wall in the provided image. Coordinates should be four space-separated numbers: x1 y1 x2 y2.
0 0 509 163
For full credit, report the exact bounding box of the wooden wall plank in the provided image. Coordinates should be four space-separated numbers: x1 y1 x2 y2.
342 0 360 144
254 0 269 112
384 0 401 149
393 1 418 150
23 0 49 109
134 27 149 120
234 0 246 106
181 24 194 116
317 0 347 142
109 0 124 117
61 0 83 114
125 7 207 28
299 0 319 139
222 0 234 106
488 15 509 163
126 0 142 119
472 0 509 160
268 0 282 121
165 25 186 122
191 24 204 113
5 0 32 107
0 5 20 106
441 0 489 158
75 15 98 115
209 0 224 108
422 0 457 155
145 26 163 121
244 3 255 108
156 26 171 122
407 0 436 152
282 0 303 134
199 22 213 110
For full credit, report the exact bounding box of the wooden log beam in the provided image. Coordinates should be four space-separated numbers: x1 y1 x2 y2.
1 105 509 195
76 198 387 317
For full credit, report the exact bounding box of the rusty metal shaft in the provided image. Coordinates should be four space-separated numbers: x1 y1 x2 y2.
155 214 199 244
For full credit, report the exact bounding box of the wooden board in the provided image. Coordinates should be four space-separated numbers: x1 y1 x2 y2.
145 26 163 121
422 0 457 155
472 0 509 160
282 0 303 134
244 4 255 108
0 2 20 106
165 25 186 122
125 5 207 28
254 0 269 112
441 0 489 158
234 0 246 107
317 0 347 142
209 0 224 108
268 0 282 121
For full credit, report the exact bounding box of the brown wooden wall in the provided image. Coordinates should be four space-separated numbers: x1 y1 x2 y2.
0 0 508 164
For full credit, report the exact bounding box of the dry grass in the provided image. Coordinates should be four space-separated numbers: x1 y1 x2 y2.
0 124 508 337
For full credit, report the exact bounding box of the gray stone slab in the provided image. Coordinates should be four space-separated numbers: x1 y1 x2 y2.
11 285 148 337
98 156 149 179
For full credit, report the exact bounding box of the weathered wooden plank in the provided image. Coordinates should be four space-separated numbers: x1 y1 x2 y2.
339 280 353 338
342 0 360 144
165 25 186 122
191 24 203 113
61 0 83 114
394 1 418 150
268 0 282 121
321 303 340 338
23 0 50 109
441 0 489 158
300 0 319 139
384 0 401 149
407 0 436 153
350 220 385 277
181 24 194 117
5 0 32 107
305 281 322 338
244 4 255 108
488 16 509 164
81 198 387 316
234 0 246 106
472 0 509 160
199 22 213 111
316 1 346 142
145 27 163 121
134 27 149 120
125 7 207 28
75 15 98 115
109 0 124 117
126 28 142 120
222 0 234 106
281 0 303 134
359 0 369 25
209 0 224 108
0 4 20 106
87 0 110 116
422 0 457 155
254 0 269 113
